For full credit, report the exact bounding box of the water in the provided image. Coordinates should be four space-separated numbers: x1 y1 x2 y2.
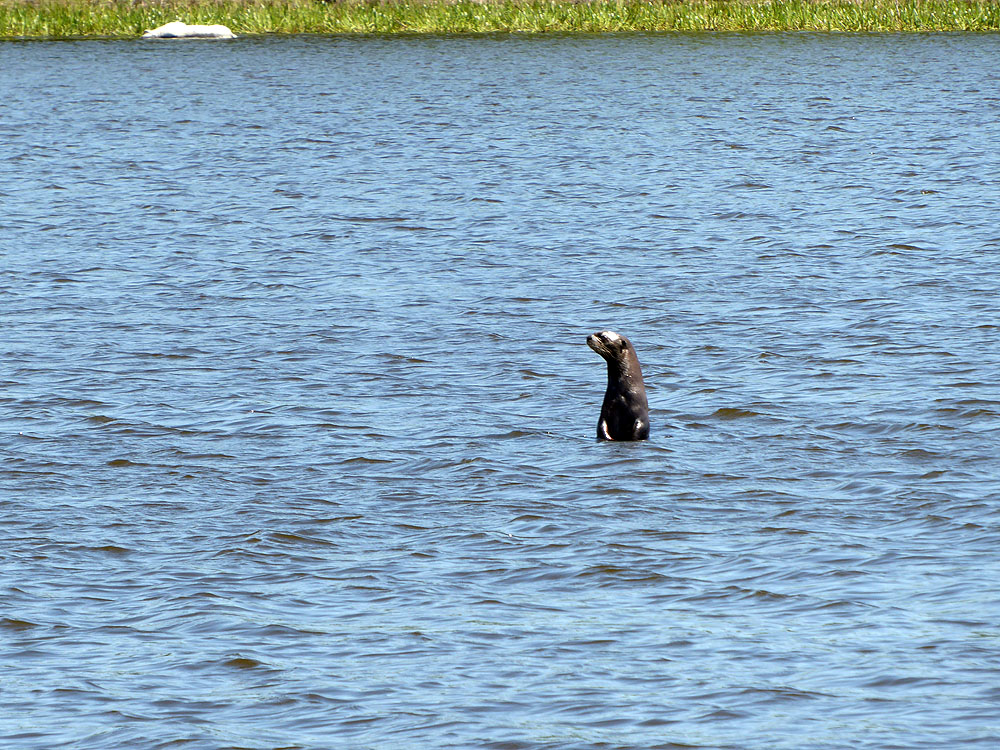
3 32 1000 749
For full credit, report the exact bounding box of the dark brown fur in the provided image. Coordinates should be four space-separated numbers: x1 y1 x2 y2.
587 330 650 441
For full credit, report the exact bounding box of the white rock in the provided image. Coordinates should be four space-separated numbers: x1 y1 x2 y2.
142 21 236 39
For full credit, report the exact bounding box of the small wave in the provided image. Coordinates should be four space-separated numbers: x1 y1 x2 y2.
94 545 131 555
481 429 539 439
900 448 941 461
711 407 759 420
336 214 412 224
336 456 395 465
222 657 265 670
724 180 772 190
269 532 335 548
0 618 39 631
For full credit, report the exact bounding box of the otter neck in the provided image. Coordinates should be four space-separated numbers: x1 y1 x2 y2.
606 355 639 389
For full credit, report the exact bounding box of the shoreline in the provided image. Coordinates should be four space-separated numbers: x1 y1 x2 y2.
2 0 999 38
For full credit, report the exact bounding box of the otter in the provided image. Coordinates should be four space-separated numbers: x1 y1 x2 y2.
587 330 650 441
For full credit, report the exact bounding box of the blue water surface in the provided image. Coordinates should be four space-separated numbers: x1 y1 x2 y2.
2 32 1000 750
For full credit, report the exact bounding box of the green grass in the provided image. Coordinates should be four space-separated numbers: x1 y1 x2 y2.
2 0 999 37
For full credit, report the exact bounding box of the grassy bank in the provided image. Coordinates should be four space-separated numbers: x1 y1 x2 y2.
2 0 999 37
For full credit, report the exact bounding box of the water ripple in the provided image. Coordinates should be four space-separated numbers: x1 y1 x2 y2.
3 31 1000 750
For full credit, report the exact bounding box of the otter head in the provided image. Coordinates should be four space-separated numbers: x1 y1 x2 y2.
587 330 634 370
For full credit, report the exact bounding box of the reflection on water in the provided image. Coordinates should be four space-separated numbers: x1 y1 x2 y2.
3 32 1000 750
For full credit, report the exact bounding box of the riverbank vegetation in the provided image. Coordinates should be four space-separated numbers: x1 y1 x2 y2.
3 0 999 37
